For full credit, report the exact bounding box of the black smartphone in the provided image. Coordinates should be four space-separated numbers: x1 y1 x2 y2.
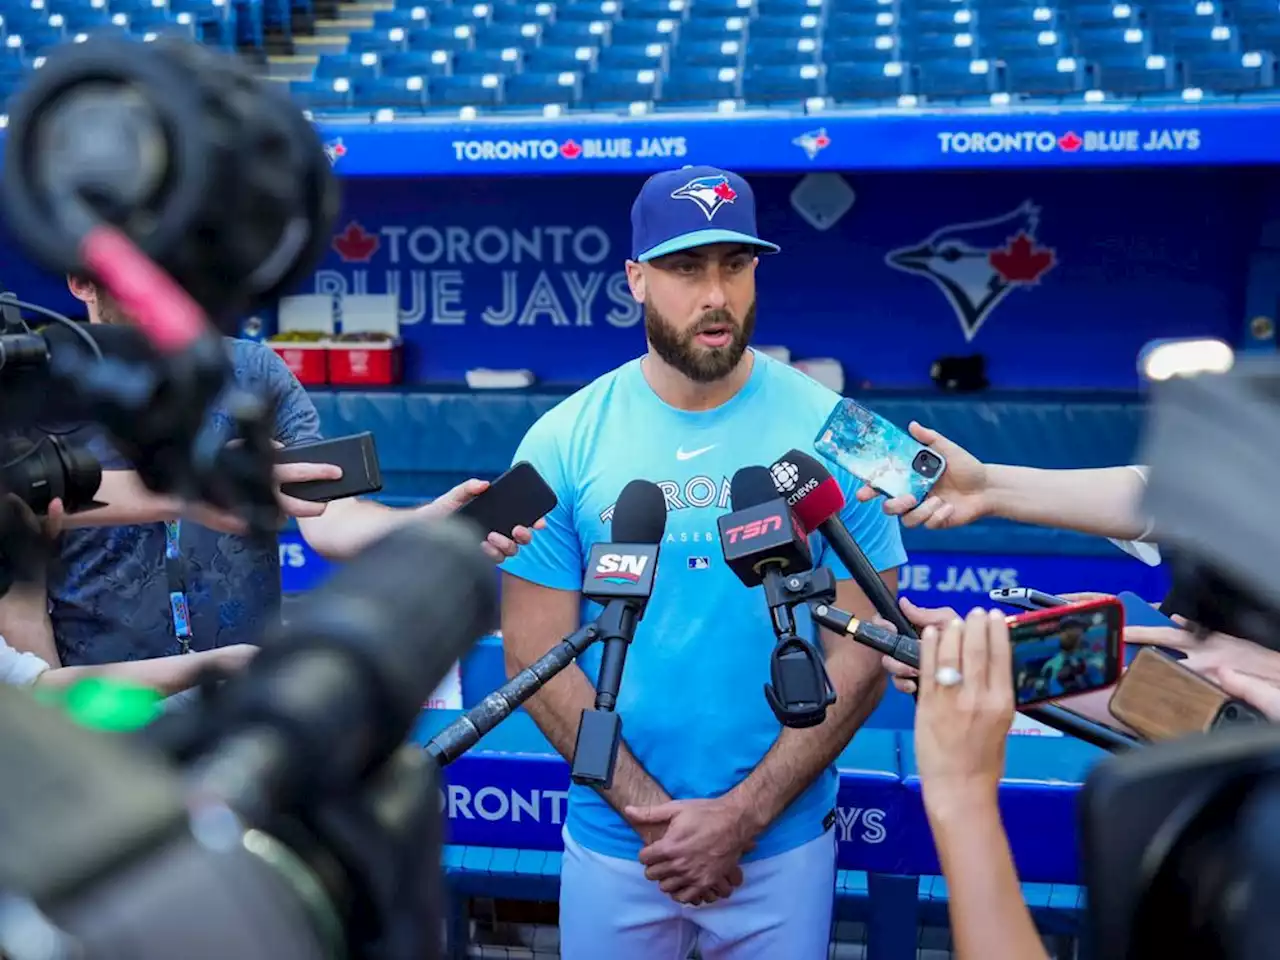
277 432 383 503
456 461 557 537
989 587 1068 612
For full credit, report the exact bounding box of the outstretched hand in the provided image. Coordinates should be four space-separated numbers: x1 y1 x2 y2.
855 422 990 530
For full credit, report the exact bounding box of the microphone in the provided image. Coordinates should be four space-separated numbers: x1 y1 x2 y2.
807 602 922 666
771 450 917 638
774 449 1136 753
720 466 835 729
570 480 666 789
425 622 600 766
182 516 498 821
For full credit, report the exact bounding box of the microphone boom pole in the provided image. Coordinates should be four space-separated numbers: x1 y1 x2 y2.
426 623 600 766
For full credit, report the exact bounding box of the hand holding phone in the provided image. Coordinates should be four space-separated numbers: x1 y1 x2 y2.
814 399 946 502
276 432 383 503
456 461 558 538
1109 647 1266 741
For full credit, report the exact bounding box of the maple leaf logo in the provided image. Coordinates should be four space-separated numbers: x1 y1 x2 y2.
885 201 1055 342
671 175 739 220
560 139 582 159
713 181 737 202
990 232 1055 285
332 222 379 263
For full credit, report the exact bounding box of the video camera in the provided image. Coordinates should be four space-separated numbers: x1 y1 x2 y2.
0 33 485 960
1082 357 1280 960
0 30 338 598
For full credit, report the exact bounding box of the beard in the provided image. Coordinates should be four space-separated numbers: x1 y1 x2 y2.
645 300 756 383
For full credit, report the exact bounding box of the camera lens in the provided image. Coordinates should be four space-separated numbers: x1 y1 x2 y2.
1 435 101 514
912 450 943 478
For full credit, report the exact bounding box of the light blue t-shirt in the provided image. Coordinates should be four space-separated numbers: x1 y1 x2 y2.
501 351 908 863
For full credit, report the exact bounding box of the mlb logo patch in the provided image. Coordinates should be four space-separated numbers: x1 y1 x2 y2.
688 556 711 570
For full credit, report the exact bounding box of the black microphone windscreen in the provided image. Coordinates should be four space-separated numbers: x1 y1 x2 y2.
612 479 667 543
730 465 779 511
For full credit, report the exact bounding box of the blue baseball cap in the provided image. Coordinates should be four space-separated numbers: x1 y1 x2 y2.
630 165 780 262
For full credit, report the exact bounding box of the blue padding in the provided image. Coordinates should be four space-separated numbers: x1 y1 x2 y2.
307 387 1145 555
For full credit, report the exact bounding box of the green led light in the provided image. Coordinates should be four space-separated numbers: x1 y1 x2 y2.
37 678 163 732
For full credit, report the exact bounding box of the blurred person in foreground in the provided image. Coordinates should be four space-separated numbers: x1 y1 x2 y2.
0 277 539 672
501 166 905 959
916 607 1050 960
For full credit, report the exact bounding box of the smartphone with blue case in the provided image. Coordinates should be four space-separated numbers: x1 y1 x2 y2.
813 399 947 502
1116 590 1187 663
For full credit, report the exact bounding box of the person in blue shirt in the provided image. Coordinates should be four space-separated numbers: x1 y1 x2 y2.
501 166 907 960
0 276 535 671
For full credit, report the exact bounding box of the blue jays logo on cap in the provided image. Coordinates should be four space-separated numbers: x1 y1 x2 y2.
670 175 738 221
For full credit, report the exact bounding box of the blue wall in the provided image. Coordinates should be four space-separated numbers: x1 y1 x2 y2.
1 167 1265 388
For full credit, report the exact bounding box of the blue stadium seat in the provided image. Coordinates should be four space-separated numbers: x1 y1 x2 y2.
625 0 687 17
689 0 751 15
290 77 354 111
503 69 580 104
595 41 667 68
1075 24 1153 58
745 34 819 65
581 65 658 103
539 18 609 43
454 46 522 72
977 4 1059 30
917 56 997 97
559 0 619 18
477 21 542 45
660 62 738 101
1160 23 1239 56
316 52 381 79
905 31 979 63
1094 50 1179 93
742 61 822 102
676 35 740 64
523 43 596 69
430 71 502 105
749 12 820 36
382 49 453 76
407 23 478 50
374 8 430 29
827 9 895 36
353 75 428 110
347 27 408 52
610 17 678 43
825 31 901 60
1004 52 1093 94
1184 48 1276 90
490 1 553 22
755 0 822 13
982 27 1068 57
679 14 746 39
826 59 911 100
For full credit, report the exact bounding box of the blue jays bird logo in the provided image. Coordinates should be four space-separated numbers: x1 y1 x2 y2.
671 175 738 221
885 201 1056 342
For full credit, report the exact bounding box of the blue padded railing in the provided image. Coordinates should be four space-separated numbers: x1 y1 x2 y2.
307 387 1146 556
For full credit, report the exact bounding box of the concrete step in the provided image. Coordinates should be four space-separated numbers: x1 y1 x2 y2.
292 33 348 55
266 53 320 79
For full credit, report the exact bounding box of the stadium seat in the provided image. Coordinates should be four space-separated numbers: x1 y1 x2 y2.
430 71 502 105
596 41 667 68
1184 48 1276 90
503 68 581 104
523 43 596 70
826 59 911 101
453 46 522 73
353 75 428 110
742 61 822 103
659 62 738 101
581 65 658 104
381 49 453 76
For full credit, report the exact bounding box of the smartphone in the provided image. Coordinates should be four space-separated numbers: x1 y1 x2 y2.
1109 647 1266 741
277 432 382 503
1008 598 1124 707
813 398 946 502
456 461 557 537
989 587 1067 612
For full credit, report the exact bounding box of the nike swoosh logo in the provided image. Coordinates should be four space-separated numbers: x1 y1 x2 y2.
676 445 717 461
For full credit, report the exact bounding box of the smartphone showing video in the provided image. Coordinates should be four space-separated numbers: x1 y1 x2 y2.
1009 598 1124 707
813 398 946 502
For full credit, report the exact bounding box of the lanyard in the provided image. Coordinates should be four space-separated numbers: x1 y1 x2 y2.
164 519 193 655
